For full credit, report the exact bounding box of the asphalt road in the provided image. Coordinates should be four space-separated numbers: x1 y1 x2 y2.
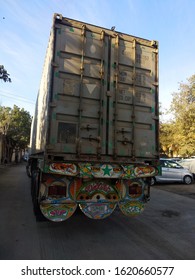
0 163 195 260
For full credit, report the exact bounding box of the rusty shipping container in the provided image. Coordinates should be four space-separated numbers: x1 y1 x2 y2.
29 14 160 222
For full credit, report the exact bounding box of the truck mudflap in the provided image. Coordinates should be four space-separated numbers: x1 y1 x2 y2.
119 201 145 216
40 203 77 222
37 173 78 222
117 178 147 217
77 178 147 219
79 203 117 219
76 179 119 219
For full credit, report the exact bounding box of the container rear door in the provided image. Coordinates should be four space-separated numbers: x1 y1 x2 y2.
108 36 158 159
49 24 109 156
48 20 158 161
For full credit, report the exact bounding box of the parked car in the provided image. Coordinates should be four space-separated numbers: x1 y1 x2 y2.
151 158 193 185
178 159 195 179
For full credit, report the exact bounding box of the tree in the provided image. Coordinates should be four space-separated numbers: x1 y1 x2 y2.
160 122 174 156
160 74 195 157
0 106 12 135
0 65 11 82
6 105 32 149
170 75 195 156
0 105 32 162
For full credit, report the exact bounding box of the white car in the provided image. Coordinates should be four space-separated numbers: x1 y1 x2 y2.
151 158 194 185
178 159 195 179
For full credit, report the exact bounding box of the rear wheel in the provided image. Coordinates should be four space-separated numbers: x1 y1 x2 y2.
183 175 192 185
31 170 46 221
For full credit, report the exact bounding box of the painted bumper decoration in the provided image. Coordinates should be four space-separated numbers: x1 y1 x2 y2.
119 201 145 216
38 168 152 221
39 173 78 222
49 163 78 176
117 178 146 216
45 162 158 179
77 180 119 219
79 203 117 219
40 203 77 222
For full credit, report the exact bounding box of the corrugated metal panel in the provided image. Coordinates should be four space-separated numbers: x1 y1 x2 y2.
48 21 109 157
31 14 159 162
30 26 55 155
108 36 158 159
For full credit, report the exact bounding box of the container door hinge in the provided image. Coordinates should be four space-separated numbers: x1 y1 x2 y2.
153 115 159 121
51 61 59 68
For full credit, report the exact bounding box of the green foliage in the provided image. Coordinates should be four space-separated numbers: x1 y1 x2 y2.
0 105 32 149
160 74 195 157
0 65 11 82
0 106 12 134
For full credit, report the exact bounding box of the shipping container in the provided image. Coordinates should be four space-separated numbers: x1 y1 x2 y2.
28 14 160 222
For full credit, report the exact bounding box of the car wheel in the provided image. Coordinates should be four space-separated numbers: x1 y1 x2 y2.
150 177 156 186
183 175 192 185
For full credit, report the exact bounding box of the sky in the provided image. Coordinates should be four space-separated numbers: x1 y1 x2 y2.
0 0 195 117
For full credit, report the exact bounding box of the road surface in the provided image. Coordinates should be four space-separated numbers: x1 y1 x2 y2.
0 163 195 260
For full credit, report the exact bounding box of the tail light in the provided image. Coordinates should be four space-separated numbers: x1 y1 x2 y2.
48 184 67 197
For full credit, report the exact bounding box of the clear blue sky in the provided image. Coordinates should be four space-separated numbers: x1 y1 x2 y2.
1 0 195 116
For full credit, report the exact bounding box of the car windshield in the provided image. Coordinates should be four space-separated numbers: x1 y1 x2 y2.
161 160 182 168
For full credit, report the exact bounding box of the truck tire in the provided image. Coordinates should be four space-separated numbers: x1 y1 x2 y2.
31 170 46 222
